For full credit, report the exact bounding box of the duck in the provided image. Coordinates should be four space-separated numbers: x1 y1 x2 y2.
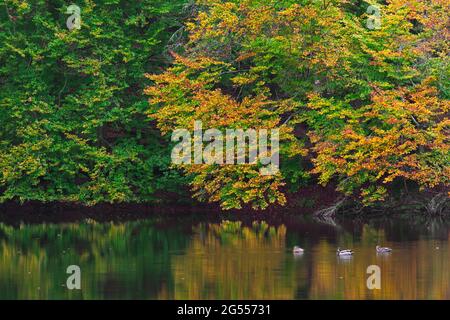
293 246 304 254
376 245 392 253
336 247 354 256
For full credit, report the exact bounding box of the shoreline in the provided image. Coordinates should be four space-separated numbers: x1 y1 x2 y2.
0 195 448 225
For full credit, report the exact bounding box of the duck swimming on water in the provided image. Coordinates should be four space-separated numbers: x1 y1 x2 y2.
293 246 304 254
336 248 354 256
376 245 392 253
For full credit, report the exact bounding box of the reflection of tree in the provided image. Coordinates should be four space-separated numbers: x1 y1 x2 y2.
0 220 448 300
166 220 294 299
0 221 189 299
308 225 450 299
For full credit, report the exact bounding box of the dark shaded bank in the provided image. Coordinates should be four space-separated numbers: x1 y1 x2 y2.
0 185 335 223
0 200 319 225
0 185 447 225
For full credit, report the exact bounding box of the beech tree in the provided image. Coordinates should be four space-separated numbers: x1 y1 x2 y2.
147 0 449 209
0 0 189 204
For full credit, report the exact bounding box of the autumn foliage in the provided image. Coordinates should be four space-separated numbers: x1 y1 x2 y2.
0 0 447 211
146 0 449 209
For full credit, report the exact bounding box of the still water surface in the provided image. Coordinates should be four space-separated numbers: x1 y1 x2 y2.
0 215 448 299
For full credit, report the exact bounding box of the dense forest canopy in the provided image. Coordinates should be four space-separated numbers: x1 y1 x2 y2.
0 0 190 204
1 0 449 211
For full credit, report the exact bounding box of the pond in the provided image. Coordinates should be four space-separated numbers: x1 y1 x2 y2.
0 214 448 299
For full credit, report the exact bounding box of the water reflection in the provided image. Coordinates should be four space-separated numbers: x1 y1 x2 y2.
0 217 448 299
